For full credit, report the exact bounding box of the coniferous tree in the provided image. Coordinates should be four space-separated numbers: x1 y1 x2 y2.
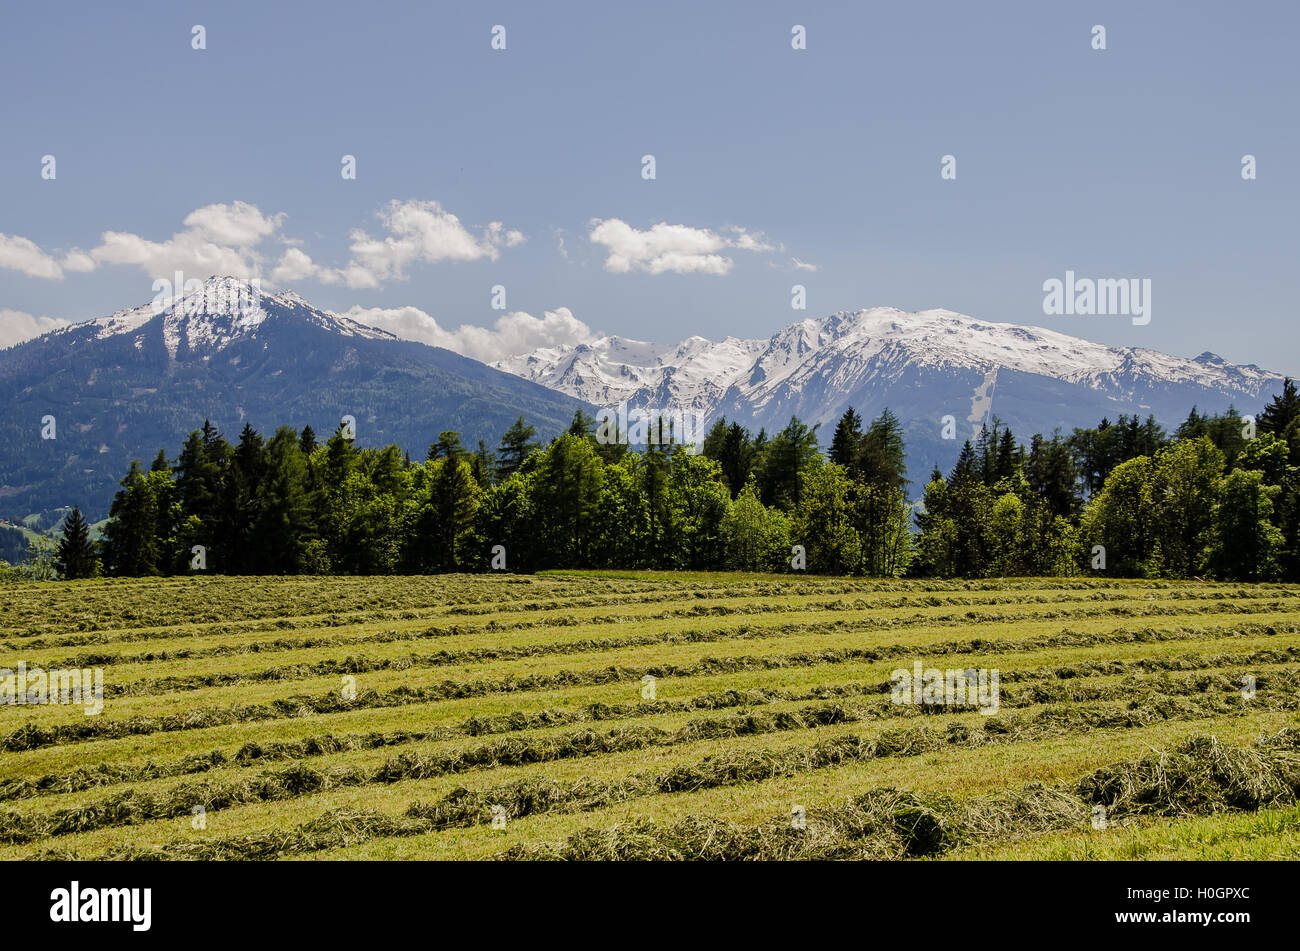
756 417 821 511
567 409 596 439
228 424 267 572
102 461 163 576
55 506 97 579
496 417 538 480
858 408 907 491
428 430 465 463
828 407 864 471
251 427 313 573
470 439 496 488
702 420 756 498
1026 433 1080 519
1259 378 1300 436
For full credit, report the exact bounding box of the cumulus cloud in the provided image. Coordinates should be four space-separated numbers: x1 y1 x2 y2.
271 247 317 284
342 304 594 362
0 234 67 279
0 308 71 349
588 219 775 275
0 199 522 291
319 200 526 289
88 200 280 278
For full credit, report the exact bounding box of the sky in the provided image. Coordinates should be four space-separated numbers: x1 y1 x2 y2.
1 0 1297 371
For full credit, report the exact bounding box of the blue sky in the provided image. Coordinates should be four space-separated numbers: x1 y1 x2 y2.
1 0 1297 370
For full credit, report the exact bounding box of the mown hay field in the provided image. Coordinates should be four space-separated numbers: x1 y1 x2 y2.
2 572 1299 860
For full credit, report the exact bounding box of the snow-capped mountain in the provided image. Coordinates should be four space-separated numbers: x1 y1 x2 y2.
495 306 1287 478
74 276 397 357
493 334 768 416
0 277 589 519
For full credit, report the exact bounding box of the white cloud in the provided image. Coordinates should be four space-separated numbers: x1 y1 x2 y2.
588 219 776 275
0 199 517 292
183 202 283 247
322 200 525 289
0 234 65 279
271 247 317 284
342 304 594 362
61 250 97 273
88 200 279 279
792 257 819 272
0 308 70 349
728 227 776 252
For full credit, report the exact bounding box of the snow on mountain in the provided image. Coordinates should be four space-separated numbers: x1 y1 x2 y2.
493 306 1286 475
70 276 396 359
494 333 768 414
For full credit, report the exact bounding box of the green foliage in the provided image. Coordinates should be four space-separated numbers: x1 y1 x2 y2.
92 377 1300 582
720 483 790 572
1207 469 1285 581
793 464 861 574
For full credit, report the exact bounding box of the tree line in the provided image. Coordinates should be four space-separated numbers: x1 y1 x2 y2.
30 377 1300 582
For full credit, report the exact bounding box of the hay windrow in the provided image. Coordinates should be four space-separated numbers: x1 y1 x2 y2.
14 685 1297 854
4 655 1294 808
21 585 1297 661
6 618 1294 753
493 730 1300 861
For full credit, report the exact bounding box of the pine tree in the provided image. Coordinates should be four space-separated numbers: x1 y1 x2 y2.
496 417 538 480
1259 378 1300 436
950 440 978 484
102 461 162 576
756 417 821 511
858 408 907 491
175 421 231 570
55 506 97 579
1026 433 1080 518
994 427 1019 482
299 425 318 456
471 439 496 488
228 424 267 572
567 409 596 439
703 421 754 498
251 427 314 573
828 407 863 470
428 430 465 463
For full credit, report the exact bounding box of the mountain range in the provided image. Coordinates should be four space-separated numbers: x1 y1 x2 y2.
0 277 589 521
493 307 1286 479
0 282 1287 528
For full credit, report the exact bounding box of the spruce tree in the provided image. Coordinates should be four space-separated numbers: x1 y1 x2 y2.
428 430 466 462
828 407 863 470
1260 378 1300 436
55 506 96 579
299 424 318 456
496 417 538 480
101 461 162 576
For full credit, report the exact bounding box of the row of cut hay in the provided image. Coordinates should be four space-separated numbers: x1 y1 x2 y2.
12 580 1274 659
48 603 1300 703
6 616 1294 751
493 730 1300 860
4 648 1295 806
1 575 581 638
8 577 1293 649
12 682 1296 851
27 583 1300 671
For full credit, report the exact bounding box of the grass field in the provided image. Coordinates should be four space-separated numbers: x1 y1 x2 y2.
1 573 1298 860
